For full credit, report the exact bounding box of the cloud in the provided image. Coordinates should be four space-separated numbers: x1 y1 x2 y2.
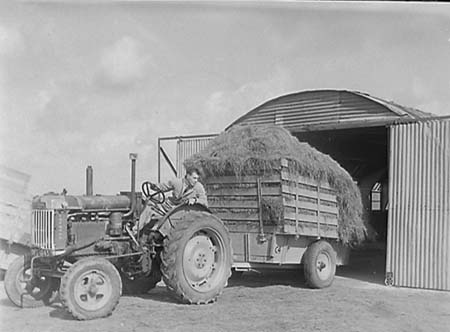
410 77 450 116
0 25 23 56
0 25 24 118
412 77 430 100
416 100 450 116
98 36 151 87
203 66 294 130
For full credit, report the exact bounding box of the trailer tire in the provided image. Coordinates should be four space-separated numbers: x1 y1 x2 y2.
303 240 336 288
60 258 121 320
161 210 232 304
4 255 58 308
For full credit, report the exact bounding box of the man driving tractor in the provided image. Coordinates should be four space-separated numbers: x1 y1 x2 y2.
136 167 208 232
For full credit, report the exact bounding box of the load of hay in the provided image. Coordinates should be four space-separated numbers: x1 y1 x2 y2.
184 125 366 245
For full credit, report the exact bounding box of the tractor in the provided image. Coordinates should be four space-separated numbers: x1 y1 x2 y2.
4 154 232 320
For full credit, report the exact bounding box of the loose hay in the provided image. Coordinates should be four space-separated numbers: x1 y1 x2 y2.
185 125 366 245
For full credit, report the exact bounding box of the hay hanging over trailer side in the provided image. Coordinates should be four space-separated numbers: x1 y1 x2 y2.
184 125 366 245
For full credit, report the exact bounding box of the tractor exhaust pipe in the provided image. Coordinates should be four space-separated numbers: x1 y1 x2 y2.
124 153 137 218
86 165 93 196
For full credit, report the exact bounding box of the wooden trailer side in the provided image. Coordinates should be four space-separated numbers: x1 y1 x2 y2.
205 162 342 266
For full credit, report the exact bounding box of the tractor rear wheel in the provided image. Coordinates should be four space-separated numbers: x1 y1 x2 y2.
161 210 232 304
4 255 58 308
303 240 336 288
60 257 121 320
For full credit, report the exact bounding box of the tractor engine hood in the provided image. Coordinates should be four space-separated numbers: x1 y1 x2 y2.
32 194 131 211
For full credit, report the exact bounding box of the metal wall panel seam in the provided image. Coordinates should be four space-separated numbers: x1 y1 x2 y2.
410 125 424 286
443 121 447 290
403 124 410 287
439 120 446 290
256 103 386 116
411 123 419 288
444 121 450 290
413 123 420 288
407 123 415 287
413 123 419 288
408 123 415 288
386 125 395 278
243 108 395 122
399 124 406 287
394 125 401 286
425 122 432 289
240 115 398 128
437 122 443 290
434 122 445 289
258 96 392 112
418 122 425 288
431 122 439 289
258 98 346 110
427 122 435 289
421 122 429 288
399 124 405 286
254 106 394 118
278 116 401 125
401 123 408 286
444 120 450 289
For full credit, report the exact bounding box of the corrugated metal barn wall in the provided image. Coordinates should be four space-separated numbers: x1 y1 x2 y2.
387 119 450 290
176 137 215 177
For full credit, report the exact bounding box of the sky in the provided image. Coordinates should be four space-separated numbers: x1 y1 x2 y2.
0 1 449 196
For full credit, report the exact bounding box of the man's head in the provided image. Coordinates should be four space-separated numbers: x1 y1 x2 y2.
185 167 201 186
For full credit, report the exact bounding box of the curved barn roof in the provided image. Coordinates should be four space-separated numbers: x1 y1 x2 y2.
226 90 434 132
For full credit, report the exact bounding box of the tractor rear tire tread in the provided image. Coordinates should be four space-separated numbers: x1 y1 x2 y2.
160 210 232 304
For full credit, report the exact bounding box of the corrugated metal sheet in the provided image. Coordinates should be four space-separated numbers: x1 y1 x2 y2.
227 90 433 132
176 137 215 177
387 119 450 290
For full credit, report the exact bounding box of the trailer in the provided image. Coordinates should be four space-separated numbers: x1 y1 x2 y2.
206 159 346 288
0 166 32 277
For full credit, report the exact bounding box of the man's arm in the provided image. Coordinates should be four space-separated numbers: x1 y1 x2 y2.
193 182 208 207
156 179 176 193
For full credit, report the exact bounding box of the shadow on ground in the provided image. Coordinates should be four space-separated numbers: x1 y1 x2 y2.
337 247 386 285
228 269 307 288
127 285 180 304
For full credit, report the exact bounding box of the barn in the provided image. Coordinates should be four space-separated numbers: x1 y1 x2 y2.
159 89 450 291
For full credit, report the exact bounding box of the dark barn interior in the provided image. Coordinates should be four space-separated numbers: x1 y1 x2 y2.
294 126 389 242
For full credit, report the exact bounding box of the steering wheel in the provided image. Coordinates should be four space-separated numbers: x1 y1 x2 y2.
141 181 165 204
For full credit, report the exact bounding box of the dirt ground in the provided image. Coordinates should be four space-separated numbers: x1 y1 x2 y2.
0 250 449 332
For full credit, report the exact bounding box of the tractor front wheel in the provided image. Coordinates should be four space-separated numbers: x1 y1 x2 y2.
60 258 122 320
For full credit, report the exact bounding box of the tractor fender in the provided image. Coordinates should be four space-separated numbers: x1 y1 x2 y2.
153 204 213 237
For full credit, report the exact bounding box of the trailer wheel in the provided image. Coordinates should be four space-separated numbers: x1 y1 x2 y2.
303 240 336 288
4 255 57 308
161 211 232 304
60 258 122 320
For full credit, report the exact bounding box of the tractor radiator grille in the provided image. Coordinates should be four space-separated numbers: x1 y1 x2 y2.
32 210 55 250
